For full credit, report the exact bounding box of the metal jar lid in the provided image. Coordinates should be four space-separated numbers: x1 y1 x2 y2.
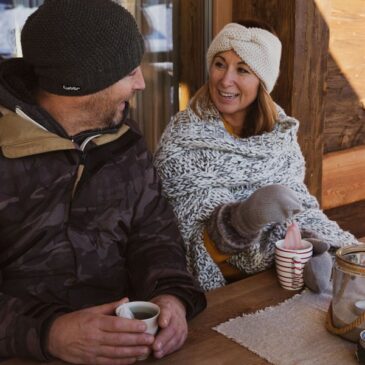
361 330 365 348
336 244 365 276
357 330 365 364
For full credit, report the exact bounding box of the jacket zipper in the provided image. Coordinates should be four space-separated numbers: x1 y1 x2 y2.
70 134 101 200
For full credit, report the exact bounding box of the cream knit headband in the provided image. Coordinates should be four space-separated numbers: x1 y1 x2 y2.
207 23 282 93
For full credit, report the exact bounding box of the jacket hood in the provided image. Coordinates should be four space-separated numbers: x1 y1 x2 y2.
0 58 69 137
0 110 131 159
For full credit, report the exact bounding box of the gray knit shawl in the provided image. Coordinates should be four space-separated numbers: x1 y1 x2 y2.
154 103 357 291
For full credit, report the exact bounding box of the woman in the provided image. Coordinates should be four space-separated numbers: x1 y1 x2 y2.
154 20 357 291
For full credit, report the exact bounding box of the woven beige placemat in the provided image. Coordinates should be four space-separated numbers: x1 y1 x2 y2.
214 290 357 365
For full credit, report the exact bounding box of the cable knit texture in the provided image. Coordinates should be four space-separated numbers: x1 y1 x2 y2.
206 23 282 92
154 101 358 291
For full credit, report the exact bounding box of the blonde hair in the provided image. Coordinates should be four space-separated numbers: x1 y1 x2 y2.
190 82 277 138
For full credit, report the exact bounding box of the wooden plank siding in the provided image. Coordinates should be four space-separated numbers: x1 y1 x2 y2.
325 200 365 239
324 0 365 153
322 145 365 238
322 145 365 210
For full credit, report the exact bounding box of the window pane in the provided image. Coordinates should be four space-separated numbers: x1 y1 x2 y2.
119 0 177 151
0 0 43 58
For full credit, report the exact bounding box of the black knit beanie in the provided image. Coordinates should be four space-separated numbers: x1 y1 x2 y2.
21 0 145 96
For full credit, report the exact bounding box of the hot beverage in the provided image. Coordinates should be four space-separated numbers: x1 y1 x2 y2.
132 310 156 320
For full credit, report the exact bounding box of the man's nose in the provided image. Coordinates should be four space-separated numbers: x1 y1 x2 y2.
134 67 145 90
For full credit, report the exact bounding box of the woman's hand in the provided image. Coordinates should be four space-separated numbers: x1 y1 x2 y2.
302 229 333 293
207 184 303 254
231 184 303 235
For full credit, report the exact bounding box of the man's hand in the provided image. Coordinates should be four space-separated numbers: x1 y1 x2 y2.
150 295 188 359
47 298 155 365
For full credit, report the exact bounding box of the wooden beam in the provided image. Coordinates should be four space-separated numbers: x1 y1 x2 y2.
325 200 365 239
322 145 365 210
291 0 329 202
178 0 206 109
212 0 232 36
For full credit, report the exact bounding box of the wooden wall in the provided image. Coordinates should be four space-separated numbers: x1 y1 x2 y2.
324 0 365 153
212 0 232 36
177 0 207 110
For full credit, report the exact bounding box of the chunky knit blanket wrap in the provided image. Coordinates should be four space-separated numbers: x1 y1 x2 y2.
154 103 357 291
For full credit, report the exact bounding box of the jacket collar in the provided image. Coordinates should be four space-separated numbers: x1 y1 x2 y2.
0 59 134 158
0 108 130 159
0 58 69 138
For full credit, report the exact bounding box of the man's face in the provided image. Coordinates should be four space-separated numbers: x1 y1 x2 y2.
83 66 145 129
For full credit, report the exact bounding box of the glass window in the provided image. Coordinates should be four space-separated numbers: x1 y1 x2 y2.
0 0 43 58
118 0 177 151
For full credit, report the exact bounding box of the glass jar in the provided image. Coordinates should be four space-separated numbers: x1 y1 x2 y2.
329 244 365 342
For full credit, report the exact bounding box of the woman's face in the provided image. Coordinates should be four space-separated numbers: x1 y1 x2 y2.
208 50 260 125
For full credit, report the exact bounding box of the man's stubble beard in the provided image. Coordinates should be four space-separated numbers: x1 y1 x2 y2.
82 89 119 130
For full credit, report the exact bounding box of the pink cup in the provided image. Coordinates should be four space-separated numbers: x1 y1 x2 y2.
275 239 313 290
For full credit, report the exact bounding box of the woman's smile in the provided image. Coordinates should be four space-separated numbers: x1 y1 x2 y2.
217 90 240 101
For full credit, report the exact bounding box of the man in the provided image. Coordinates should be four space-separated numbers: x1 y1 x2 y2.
0 0 206 363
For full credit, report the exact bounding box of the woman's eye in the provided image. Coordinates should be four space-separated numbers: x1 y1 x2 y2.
238 67 249 74
128 70 137 77
214 61 225 69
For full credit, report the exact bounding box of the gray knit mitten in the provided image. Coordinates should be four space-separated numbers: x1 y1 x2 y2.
207 184 303 254
302 230 333 293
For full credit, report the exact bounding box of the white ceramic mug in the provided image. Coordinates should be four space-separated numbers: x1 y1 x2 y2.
275 239 313 290
115 301 160 360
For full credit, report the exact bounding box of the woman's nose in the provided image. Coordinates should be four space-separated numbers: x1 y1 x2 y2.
220 70 234 87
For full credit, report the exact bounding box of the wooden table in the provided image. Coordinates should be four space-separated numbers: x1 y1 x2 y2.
158 241 364 364
144 269 296 365
3 269 298 365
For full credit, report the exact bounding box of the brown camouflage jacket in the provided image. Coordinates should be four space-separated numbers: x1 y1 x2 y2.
0 59 206 361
